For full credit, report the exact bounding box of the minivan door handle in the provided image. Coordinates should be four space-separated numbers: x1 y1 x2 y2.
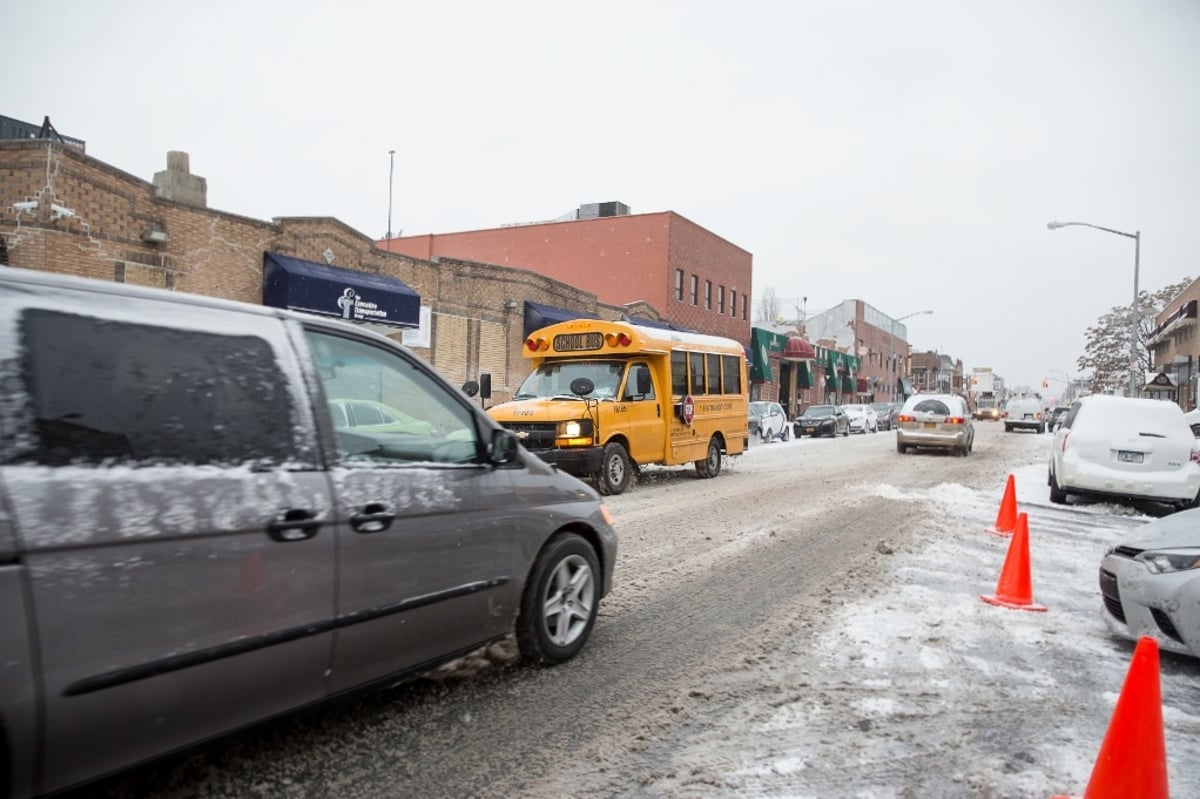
267 508 321 542
351 502 396 534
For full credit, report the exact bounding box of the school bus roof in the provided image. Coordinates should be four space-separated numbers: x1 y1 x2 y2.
525 318 746 357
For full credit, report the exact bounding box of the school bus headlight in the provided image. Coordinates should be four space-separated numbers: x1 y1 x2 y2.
556 418 594 446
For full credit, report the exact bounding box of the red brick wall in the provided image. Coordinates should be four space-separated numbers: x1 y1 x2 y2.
382 211 752 343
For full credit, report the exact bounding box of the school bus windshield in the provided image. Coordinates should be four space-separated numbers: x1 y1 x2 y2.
513 360 625 400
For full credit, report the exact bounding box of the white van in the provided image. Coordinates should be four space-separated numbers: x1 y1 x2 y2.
1003 397 1045 433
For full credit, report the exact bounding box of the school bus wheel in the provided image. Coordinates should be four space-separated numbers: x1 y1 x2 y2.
694 436 723 479
594 442 632 496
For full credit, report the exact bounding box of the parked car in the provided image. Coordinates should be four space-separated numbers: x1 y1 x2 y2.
1045 405 1070 432
1003 396 1045 433
1048 395 1200 510
1186 407 1200 438
895 393 975 456
328 398 438 436
1099 507 1200 659
0 266 618 799
843 403 879 434
871 402 898 431
748 400 790 443
794 404 850 438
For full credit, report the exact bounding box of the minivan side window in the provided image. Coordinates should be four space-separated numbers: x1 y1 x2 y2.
305 330 480 465
10 309 299 467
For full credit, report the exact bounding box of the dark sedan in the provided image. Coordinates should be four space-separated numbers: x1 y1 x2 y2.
871 402 898 431
794 404 850 437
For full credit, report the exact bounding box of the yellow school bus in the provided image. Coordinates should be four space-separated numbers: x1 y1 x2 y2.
486 318 749 495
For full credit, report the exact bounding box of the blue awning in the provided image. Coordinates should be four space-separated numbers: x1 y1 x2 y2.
263 252 420 328
524 300 597 339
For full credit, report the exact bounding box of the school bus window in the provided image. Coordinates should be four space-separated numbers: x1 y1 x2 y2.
671 350 688 395
706 354 720 394
722 355 741 395
623 363 655 401
689 352 705 395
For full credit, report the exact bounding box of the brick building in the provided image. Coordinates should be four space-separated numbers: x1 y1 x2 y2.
378 203 753 343
1147 277 1200 409
0 138 672 403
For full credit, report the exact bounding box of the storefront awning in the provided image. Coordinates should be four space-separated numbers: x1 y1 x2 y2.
783 336 815 361
796 360 812 389
525 301 598 339
1145 371 1178 391
263 252 420 328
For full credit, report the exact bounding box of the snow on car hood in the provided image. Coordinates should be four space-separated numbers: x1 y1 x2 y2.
1119 507 1200 550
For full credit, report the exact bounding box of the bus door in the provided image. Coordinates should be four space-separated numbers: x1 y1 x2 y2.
618 360 667 467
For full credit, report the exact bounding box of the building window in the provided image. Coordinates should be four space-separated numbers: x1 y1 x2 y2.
675 269 684 302
741 294 748 321
730 290 737 317
705 280 712 310
718 286 725 314
690 274 699 306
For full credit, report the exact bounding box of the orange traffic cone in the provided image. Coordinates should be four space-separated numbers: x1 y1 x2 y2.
988 473 1018 535
980 512 1046 612
1050 636 1168 799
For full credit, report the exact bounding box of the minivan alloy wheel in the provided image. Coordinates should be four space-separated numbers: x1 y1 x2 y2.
517 533 601 663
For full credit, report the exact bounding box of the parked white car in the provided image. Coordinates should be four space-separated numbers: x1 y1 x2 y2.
748 401 790 443
1049 395 1200 510
843 403 878 434
1099 507 1200 659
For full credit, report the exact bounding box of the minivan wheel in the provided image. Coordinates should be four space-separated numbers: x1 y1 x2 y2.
695 437 722 479
516 533 600 664
781 425 790 442
594 442 631 495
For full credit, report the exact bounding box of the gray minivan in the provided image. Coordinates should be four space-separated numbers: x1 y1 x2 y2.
0 267 617 798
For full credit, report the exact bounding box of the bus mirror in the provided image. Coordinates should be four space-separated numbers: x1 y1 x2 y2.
461 380 479 398
479 373 492 399
636 368 651 395
570 377 595 397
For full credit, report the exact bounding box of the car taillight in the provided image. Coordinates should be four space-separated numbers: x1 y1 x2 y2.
945 417 965 425
1061 431 1070 453
1191 448 1200 465
1002 411 1009 418
897 414 915 423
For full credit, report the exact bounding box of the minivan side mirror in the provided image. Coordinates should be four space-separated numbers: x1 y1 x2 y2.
490 428 519 464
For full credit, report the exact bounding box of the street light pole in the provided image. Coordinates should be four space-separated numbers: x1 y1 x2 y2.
386 149 396 241
888 309 933 399
1047 221 1141 397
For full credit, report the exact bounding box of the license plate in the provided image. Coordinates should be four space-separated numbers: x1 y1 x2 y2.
805 427 815 433
1117 451 1144 464
923 422 936 429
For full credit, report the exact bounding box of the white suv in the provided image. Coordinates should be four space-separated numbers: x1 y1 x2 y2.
1004 397 1045 433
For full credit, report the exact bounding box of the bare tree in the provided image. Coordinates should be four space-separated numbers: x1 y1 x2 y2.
1078 277 1192 393
756 286 781 323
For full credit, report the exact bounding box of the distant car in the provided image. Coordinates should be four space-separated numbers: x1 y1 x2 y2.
973 402 1002 421
1045 405 1070 432
870 402 897 431
748 400 790 443
1003 397 1045 433
1186 407 1200 438
843 403 879 434
1099 507 1200 659
794 404 849 438
1049 395 1200 510
895 393 975 456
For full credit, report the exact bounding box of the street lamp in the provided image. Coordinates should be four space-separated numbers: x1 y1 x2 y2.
889 310 933 399
1047 220 1141 397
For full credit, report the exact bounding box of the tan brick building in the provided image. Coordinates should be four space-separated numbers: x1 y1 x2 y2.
1147 277 1200 410
0 139 686 404
379 203 753 343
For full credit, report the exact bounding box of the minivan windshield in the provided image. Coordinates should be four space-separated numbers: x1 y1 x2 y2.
514 359 625 400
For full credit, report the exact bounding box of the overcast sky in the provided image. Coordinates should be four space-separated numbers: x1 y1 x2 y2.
8 1 1199 390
